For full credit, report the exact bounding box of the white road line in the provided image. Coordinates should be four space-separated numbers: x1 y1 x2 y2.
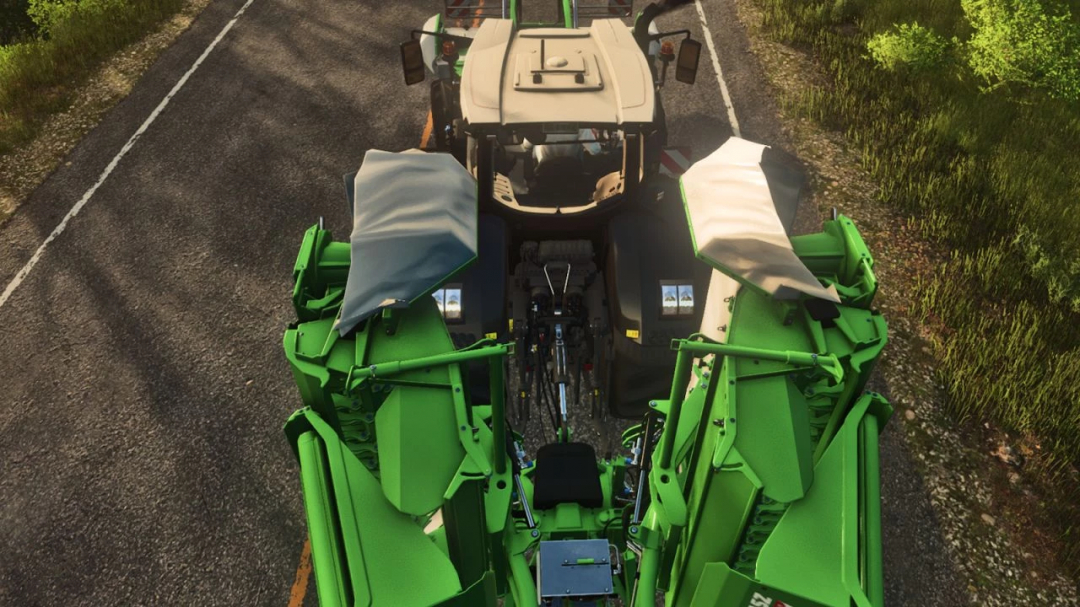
694 0 742 137
0 0 258 311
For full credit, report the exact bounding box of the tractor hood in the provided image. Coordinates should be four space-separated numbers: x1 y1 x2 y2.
460 18 655 126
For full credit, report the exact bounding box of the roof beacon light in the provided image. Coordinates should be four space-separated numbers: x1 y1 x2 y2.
442 40 457 60
660 41 675 61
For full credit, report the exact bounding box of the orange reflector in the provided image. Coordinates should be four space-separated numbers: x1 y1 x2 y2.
660 41 675 58
442 40 457 57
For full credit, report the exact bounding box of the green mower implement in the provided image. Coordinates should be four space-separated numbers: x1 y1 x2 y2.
282 135 892 605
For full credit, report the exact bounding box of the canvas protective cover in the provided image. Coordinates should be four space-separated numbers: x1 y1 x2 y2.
335 150 478 336
681 137 839 303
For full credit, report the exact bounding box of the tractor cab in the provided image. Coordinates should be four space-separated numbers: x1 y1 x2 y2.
401 3 702 221
461 18 659 215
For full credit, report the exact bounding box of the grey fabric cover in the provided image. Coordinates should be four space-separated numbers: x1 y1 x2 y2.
335 150 478 336
681 137 839 303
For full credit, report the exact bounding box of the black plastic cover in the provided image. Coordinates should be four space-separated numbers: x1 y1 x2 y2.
453 213 508 402
604 199 712 418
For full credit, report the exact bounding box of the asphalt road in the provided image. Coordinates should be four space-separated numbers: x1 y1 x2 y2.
0 0 966 605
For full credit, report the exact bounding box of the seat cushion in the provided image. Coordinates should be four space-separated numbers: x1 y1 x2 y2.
532 442 604 510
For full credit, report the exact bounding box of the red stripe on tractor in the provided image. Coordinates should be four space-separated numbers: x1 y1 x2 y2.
660 147 692 176
661 154 683 175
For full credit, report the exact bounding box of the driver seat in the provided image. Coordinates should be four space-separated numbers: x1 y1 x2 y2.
531 442 604 510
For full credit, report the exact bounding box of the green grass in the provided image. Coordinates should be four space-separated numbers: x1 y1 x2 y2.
755 0 1080 574
0 0 186 155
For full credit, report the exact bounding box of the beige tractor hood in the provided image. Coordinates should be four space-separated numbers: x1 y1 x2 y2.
461 18 656 126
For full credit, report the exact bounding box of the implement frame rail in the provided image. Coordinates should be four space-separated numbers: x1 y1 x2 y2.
657 339 844 469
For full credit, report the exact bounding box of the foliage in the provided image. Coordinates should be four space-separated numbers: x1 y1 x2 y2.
962 0 1080 100
0 0 185 154
867 22 949 71
757 0 1080 578
26 0 81 37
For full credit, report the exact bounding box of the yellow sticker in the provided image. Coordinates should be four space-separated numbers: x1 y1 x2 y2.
509 319 514 331
485 332 498 340
626 329 640 339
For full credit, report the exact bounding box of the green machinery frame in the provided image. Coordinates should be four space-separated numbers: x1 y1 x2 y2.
281 209 891 606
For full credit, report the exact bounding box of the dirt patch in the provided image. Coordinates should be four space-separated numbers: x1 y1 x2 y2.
0 0 213 224
732 0 1080 604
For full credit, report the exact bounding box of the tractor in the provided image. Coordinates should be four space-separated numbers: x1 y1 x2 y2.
280 3 892 606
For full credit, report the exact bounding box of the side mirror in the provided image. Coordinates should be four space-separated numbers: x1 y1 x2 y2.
675 39 701 84
400 39 425 85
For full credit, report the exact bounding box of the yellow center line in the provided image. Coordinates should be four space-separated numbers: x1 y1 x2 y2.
420 110 434 150
287 537 312 607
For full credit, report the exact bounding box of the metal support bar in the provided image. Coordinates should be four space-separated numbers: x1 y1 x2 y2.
632 414 656 524
657 349 693 469
657 339 843 469
491 355 507 475
555 323 570 442
514 474 536 528
349 342 512 386
670 339 843 380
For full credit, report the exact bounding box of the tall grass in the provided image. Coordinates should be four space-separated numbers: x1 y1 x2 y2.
755 0 1080 574
0 0 186 154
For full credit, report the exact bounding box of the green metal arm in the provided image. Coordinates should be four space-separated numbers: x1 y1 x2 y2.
658 339 844 469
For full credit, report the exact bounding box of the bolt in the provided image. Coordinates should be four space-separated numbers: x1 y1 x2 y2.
369 365 377 374
531 530 540 537
712 418 725 427
630 526 638 534
648 400 657 408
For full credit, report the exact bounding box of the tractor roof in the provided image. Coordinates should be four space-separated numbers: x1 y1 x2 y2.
460 19 655 127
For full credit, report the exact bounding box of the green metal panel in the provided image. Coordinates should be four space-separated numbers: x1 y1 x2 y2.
296 431 350 607
689 562 827 607
375 385 465 516
296 411 463 606
753 393 889 607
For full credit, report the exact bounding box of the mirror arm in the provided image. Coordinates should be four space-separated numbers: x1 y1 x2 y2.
409 29 474 47
645 29 692 43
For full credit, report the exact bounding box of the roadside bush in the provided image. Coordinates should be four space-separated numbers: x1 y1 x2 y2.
867 22 949 72
0 0 185 153
962 0 1080 100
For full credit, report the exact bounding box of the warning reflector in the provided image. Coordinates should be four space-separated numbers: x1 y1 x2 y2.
660 147 692 178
